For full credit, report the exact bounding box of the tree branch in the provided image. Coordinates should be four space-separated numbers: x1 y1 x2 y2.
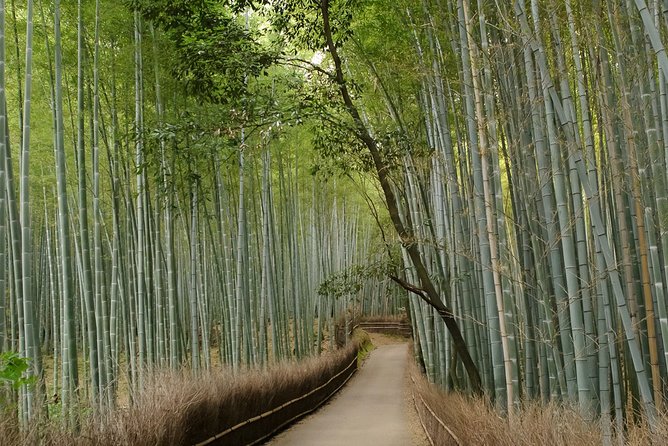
278 56 336 80
389 275 431 304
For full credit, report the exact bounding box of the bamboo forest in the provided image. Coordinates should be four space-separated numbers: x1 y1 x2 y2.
2 0 668 444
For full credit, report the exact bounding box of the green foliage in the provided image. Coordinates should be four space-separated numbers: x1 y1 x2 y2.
238 0 360 51
275 62 375 176
0 352 36 390
311 122 373 174
130 0 277 103
318 259 395 298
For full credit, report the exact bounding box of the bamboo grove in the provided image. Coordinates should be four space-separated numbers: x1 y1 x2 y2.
4 0 668 443
0 0 402 428
374 0 668 438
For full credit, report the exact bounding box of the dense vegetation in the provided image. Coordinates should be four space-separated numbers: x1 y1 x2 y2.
0 0 400 430
2 0 668 444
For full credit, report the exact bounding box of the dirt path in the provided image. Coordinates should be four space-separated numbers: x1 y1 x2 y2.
267 340 428 445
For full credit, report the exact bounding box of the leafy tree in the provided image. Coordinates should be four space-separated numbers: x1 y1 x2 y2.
130 0 277 104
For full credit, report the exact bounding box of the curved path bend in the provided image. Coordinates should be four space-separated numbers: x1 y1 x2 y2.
267 342 423 446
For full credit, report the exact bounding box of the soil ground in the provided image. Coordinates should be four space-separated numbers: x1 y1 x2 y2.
266 334 429 445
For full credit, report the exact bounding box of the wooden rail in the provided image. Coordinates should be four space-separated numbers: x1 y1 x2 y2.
359 320 412 337
193 352 358 446
335 319 412 345
410 374 462 446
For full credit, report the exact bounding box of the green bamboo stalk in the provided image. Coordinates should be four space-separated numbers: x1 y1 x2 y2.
43 200 59 401
564 0 600 403
261 146 278 361
189 186 200 372
457 0 506 405
133 9 147 381
92 0 112 407
549 61 592 412
52 0 78 422
0 0 6 356
20 0 39 420
75 0 100 405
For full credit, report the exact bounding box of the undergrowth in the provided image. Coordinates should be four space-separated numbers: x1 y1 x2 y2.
0 343 358 446
409 359 668 445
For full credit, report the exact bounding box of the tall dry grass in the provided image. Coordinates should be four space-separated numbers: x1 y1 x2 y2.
0 343 357 446
0 406 21 445
410 360 668 445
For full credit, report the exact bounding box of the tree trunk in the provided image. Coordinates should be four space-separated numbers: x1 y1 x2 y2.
320 0 482 395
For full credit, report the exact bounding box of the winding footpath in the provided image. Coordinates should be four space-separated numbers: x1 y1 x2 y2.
267 342 422 446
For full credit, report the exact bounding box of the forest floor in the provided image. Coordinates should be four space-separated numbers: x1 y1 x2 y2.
266 334 429 446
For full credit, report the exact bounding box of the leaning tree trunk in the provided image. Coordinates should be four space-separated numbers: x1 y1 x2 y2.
319 0 482 395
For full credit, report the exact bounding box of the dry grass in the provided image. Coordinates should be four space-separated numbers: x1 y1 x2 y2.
0 343 358 446
410 360 668 446
0 406 21 445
